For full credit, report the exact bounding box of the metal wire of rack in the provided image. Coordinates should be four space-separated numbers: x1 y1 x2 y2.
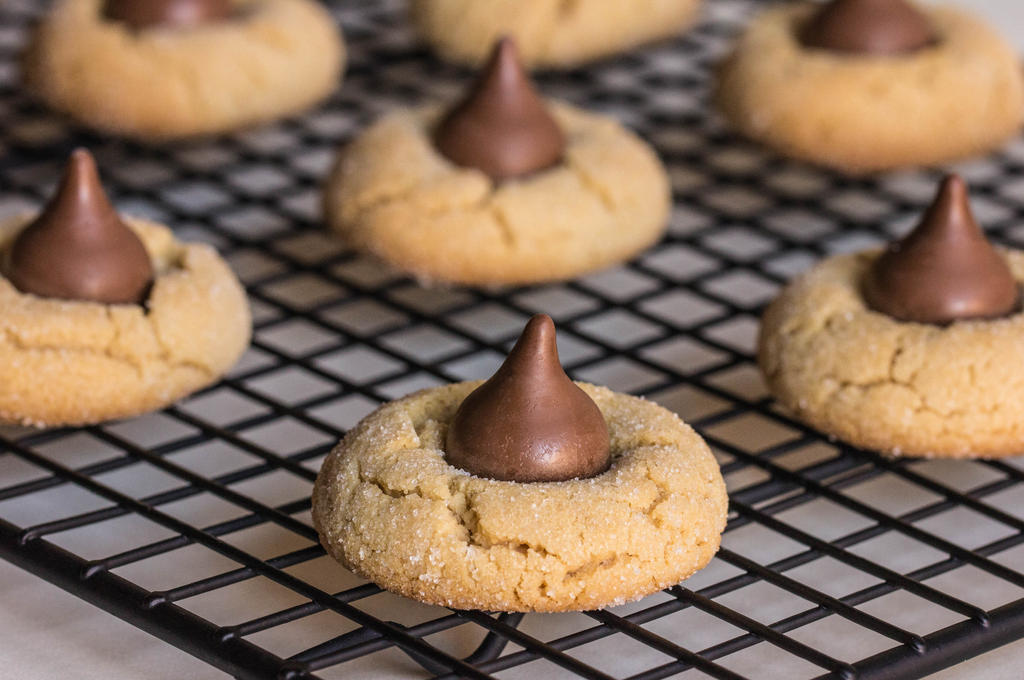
4 1 1024 678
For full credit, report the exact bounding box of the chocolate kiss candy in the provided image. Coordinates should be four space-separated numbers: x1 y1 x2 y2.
103 0 233 30
434 37 566 181
800 0 936 55
5 150 154 305
445 314 610 483
862 175 1019 324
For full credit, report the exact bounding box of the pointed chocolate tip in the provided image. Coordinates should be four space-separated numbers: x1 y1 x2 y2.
434 36 566 181
922 175 976 237
64 148 108 211
862 174 1019 324
800 0 936 55
510 313 557 360
490 36 524 80
4 149 154 305
104 0 234 30
69 148 96 177
494 35 518 62
915 174 979 241
940 173 967 198
527 311 555 334
445 314 610 483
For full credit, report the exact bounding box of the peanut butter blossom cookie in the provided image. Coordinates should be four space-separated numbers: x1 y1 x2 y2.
715 0 1024 172
313 315 727 612
23 0 345 139
411 0 702 68
0 150 251 426
760 175 1024 458
324 38 670 286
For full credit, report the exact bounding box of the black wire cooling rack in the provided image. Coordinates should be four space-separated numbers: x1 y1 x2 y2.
5 1 1024 678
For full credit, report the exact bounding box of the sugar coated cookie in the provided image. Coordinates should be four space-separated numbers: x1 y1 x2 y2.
313 315 727 612
715 1 1024 172
759 176 1024 457
22 0 345 139
0 151 250 426
1 216 251 426
411 0 702 68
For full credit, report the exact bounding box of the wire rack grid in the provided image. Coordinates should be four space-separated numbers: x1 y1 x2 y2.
4 1 1024 679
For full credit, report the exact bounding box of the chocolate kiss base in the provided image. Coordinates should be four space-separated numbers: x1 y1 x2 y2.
445 314 610 483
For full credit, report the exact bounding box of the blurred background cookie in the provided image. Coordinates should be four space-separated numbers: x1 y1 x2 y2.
411 0 702 68
22 0 345 139
714 0 1024 172
324 38 670 286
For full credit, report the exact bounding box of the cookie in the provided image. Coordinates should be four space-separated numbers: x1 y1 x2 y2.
714 2 1024 173
0 149 250 427
410 0 701 68
22 0 345 139
759 176 1024 458
324 40 669 286
0 215 251 426
313 317 727 613
324 104 669 286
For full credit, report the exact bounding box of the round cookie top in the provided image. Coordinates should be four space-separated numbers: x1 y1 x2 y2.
799 0 936 55
759 175 1024 458
0 213 253 428
103 0 234 30
446 314 610 482
434 37 565 181
313 378 728 611
862 174 1019 324
758 249 1024 458
713 3 1024 172
410 0 703 69
3 149 153 305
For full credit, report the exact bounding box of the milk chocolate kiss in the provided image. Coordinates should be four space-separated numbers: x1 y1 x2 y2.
445 314 610 483
862 175 1019 324
800 0 936 55
5 150 153 305
434 38 566 181
104 0 233 30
